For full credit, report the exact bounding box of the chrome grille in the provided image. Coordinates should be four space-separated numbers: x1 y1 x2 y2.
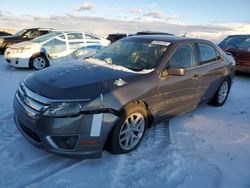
15 82 90 118
16 83 49 115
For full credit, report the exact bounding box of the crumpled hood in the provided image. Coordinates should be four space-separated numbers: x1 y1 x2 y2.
9 41 39 49
24 63 143 100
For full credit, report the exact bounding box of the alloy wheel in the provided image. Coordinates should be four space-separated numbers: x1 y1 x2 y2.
33 57 46 70
119 113 145 151
218 81 229 103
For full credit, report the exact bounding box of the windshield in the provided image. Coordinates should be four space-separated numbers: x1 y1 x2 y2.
13 29 27 36
32 32 63 43
92 39 169 71
219 35 250 49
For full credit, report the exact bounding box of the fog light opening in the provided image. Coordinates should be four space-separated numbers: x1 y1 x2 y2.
47 135 79 150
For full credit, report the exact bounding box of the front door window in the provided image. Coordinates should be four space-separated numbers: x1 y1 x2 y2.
168 44 196 69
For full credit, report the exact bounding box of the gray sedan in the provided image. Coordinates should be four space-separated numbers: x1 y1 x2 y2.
13 35 235 158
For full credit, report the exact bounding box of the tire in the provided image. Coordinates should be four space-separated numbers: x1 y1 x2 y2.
30 55 49 70
107 103 149 154
1 44 11 55
209 79 231 106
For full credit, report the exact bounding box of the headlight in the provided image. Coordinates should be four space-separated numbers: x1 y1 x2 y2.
43 102 86 117
18 47 31 53
0 39 3 45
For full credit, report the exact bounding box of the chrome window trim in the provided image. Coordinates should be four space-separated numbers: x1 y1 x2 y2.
186 60 221 71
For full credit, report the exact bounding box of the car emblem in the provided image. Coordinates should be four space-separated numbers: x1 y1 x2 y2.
114 78 127 86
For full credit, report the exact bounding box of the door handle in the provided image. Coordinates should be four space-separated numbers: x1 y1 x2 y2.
192 72 202 80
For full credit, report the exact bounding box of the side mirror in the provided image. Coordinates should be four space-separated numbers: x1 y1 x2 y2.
167 68 186 76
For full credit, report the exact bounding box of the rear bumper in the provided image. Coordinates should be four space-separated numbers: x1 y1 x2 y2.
236 65 250 73
13 95 119 159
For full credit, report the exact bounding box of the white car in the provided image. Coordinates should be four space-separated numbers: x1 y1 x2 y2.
4 31 110 70
73 44 105 59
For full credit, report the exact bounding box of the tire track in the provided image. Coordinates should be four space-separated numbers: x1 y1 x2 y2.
0 137 81 188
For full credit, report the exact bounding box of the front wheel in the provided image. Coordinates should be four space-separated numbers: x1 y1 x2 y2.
31 55 49 70
209 79 231 106
107 103 148 154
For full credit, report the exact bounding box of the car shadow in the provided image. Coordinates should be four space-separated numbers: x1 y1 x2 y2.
235 71 250 78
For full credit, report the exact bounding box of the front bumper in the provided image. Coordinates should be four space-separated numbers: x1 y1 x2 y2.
13 92 119 159
4 49 30 68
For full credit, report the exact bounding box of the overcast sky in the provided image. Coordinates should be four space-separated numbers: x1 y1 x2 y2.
1 0 249 42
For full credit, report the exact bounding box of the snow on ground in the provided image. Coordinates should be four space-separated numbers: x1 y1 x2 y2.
0 55 249 188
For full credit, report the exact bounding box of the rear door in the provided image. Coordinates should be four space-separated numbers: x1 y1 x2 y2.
157 43 202 120
195 43 226 103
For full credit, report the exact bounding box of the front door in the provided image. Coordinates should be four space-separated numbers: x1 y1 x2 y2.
42 37 67 59
157 43 202 120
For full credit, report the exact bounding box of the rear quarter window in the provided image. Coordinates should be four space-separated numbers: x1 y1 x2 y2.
40 31 49 36
85 34 100 40
67 33 83 40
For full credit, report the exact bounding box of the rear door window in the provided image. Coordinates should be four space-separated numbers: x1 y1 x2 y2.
198 44 217 64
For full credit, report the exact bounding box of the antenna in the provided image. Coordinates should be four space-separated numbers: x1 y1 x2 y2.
181 32 187 37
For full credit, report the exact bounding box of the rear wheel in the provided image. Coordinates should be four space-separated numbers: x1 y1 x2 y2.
107 103 148 154
31 55 49 70
209 79 231 106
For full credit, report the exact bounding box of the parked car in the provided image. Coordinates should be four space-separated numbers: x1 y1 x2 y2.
73 44 105 59
0 28 53 55
107 33 133 43
106 31 174 43
4 31 110 70
0 31 12 37
14 35 234 158
219 35 250 73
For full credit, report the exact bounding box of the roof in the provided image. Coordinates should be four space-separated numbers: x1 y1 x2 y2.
226 34 250 37
27 28 54 30
136 31 174 36
127 34 212 44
